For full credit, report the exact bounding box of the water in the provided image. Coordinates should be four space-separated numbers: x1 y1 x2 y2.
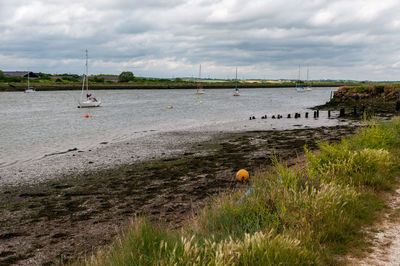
0 87 338 167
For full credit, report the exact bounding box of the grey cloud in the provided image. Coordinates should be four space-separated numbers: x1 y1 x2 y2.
0 0 400 80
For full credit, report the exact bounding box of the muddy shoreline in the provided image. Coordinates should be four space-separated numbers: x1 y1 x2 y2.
0 125 361 265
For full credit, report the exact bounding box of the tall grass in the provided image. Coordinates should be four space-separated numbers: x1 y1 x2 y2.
81 118 400 265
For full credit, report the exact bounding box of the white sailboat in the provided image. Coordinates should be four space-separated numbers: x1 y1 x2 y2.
24 72 35 93
233 67 240 96
195 64 205 95
78 49 101 108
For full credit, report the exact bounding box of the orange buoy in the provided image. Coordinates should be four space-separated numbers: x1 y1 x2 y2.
236 169 249 182
85 114 89 118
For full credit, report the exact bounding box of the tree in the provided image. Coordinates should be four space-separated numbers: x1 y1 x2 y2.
119 71 135 82
0 70 5 81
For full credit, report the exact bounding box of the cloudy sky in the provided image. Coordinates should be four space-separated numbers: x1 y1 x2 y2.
1 0 400 80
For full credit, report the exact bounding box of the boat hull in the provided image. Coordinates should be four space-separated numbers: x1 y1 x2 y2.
78 100 101 108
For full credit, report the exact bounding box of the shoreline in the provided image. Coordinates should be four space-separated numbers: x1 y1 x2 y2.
0 124 359 265
0 83 346 92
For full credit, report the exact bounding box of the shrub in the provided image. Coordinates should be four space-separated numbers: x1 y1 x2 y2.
119 71 135 82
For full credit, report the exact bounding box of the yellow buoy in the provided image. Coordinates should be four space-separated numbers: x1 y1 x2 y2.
236 169 249 182
168 106 173 109
85 114 89 118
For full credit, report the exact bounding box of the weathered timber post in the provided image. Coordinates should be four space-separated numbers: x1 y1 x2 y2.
339 108 345 117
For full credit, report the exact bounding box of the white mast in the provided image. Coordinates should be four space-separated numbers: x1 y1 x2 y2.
85 49 89 93
198 64 201 82
235 67 238 91
197 64 202 93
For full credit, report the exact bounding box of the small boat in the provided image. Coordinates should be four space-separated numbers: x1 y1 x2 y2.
296 86 306 93
233 67 240 96
78 50 101 108
195 64 205 95
24 72 36 93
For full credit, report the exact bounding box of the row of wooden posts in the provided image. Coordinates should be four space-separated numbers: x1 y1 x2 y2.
250 110 325 120
250 103 400 121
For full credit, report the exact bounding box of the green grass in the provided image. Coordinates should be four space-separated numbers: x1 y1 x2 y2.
78 118 400 265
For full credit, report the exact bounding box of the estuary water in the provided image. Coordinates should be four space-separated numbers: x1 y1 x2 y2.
0 87 340 167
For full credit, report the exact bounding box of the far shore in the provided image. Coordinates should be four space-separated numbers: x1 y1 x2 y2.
0 82 348 92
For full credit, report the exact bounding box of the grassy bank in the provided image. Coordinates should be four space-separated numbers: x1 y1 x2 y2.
78 119 400 265
0 79 368 92
316 84 400 116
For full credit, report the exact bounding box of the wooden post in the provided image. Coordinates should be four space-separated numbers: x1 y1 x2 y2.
305 112 308 118
353 106 357 115
328 110 331 118
396 101 400 112
287 114 291 118
339 108 345 117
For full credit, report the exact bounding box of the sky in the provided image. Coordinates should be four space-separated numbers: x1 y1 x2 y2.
0 0 400 80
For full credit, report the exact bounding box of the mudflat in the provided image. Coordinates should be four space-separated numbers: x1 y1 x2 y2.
0 125 358 265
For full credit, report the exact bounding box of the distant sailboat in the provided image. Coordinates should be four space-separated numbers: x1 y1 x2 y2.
24 72 35 93
195 64 205 95
77 49 101 108
233 67 240 96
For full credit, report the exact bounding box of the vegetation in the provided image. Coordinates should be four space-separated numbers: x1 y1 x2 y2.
339 84 400 98
0 70 5 81
1 70 400 91
119 71 135 82
79 118 400 265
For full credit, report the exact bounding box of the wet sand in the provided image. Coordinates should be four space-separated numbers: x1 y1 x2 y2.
0 124 360 265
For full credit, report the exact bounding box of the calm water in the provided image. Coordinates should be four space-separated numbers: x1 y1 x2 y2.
0 88 338 167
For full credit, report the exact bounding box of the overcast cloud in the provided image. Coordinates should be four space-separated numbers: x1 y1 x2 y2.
1 0 400 80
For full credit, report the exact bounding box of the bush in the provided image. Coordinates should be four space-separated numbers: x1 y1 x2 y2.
0 70 5 81
119 71 135 82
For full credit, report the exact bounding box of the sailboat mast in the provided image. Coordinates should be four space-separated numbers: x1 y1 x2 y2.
198 64 201 82
85 49 89 92
197 64 202 93
298 65 301 81
307 65 309 83
235 67 238 90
